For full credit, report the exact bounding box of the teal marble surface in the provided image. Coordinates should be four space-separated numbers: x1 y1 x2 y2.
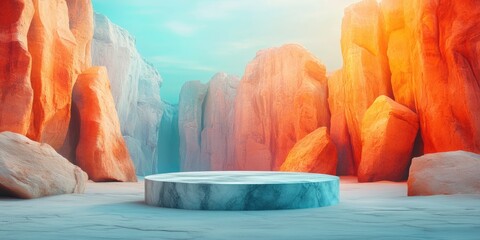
145 171 339 210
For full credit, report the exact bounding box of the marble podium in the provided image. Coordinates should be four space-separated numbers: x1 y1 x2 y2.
145 171 339 210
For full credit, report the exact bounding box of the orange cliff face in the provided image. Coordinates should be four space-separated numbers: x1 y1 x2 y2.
379 0 480 153
0 0 135 182
233 44 330 171
404 0 480 153
341 0 393 172
27 0 94 149
0 0 93 149
72 67 137 182
0 0 34 135
328 70 355 176
381 0 416 111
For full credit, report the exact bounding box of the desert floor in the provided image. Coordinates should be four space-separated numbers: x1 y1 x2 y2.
1 177 479 239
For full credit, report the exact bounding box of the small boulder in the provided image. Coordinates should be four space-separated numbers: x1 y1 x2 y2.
358 95 418 182
0 131 87 199
408 151 480 196
280 127 338 175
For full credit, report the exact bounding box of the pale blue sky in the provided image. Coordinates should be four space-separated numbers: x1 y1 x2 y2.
92 0 359 103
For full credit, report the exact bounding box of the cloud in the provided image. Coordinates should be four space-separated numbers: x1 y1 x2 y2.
150 56 217 73
164 21 198 37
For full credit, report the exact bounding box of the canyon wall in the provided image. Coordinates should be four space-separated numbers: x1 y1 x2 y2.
389 0 480 153
327 0 480 181
0 0 94 149
92 13 163 176
178 73 239 171
178 81 208 171
0 0 136 182
200 73 240 171
233 44 330 170
340 0 393 171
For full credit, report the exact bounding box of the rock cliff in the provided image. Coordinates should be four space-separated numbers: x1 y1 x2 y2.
92 13 163 175
233 44 330 170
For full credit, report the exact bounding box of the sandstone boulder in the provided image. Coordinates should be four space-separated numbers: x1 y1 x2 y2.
280 127 337 175
408 151 480 196
72 67 136 182
234 44 330 170
358 95 418 182
0 131 87 199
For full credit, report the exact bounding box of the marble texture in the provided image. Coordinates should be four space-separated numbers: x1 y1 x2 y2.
145 171 339 210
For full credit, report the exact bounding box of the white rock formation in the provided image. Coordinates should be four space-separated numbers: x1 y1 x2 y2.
91 13 163 176
178 81 208 171
178 73 239 171
200 73 240 170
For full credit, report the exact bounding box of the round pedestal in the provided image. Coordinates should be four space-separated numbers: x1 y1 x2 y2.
145 171 339 211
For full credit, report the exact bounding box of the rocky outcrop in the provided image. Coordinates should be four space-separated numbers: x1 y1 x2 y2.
178 81 208 171
0 131 87 199
0 1 139 182
402 0 480 154
328 70 355 175
358 95 419 182
381 0 415 111
72 67 137 182
408 151 480 196
0 0 93 149
200 73 240 171
157 103 180 173
27 0 93 149
66 0 94 72
0 0 34 136
92 13 163 176
341 0 392 171
234 44 330 170
178 74 239 171
280 127 338 175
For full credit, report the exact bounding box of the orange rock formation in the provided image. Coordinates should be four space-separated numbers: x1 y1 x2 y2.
404 0 480 153
379 0 480 154
72 67 137 182
233 44 330 170
341 0 393 171
328 70 355 175
0 1 136 182
280 127 338 175
0 0 34 136
27 0 93 149
358 96 419 182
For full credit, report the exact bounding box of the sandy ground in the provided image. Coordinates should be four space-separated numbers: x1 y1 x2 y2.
1 177 479 240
